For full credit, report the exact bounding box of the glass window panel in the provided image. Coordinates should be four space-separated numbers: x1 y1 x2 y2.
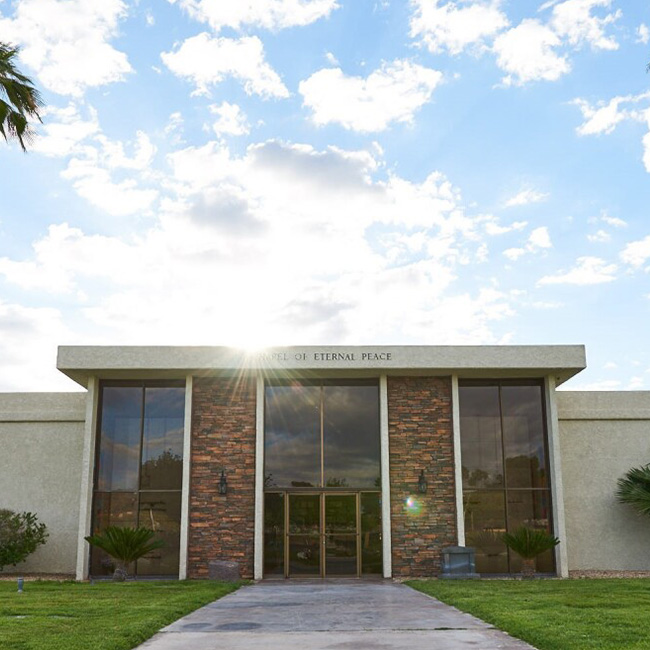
141 387 185 490
459 386 504 488
288 536 320 576
325 495 356 534
136 491 181 576
323 384 380 489
264 493 285 577
288 494 320 535
97 387 142 491
90 491 137 576
264 384 321 488
463 490 508 574
361 493 382 575
325 535 357 576
501 385 548 488
506 490 554 573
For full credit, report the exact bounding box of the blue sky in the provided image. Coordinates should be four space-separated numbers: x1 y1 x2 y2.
0 0 649 391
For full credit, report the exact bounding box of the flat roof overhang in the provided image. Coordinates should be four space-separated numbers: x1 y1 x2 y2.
57 345 586 389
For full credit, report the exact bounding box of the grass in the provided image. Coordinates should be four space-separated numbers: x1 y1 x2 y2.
408 578 650 650
0 579 241 650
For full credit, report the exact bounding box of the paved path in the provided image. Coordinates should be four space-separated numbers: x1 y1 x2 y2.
138 580 537 650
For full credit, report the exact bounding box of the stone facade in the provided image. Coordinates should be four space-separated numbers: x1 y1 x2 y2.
387 376 457 577
188 376 257 579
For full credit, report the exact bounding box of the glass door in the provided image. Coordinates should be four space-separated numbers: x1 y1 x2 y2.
287 494 321 576
325 494 358 576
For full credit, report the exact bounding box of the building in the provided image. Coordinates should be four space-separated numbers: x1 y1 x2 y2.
1 345 649 580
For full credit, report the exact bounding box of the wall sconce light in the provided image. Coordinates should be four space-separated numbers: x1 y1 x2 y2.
418 470 427 494
219 470 228 495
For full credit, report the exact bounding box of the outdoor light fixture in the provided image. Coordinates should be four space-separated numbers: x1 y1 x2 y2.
418 470 427 494
219 470 228 495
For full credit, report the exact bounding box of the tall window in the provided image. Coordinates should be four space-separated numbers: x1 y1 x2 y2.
91 382 185 577
459 380 554 574
264 379 381 489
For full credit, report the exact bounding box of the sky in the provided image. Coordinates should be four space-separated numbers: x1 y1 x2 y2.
0 0 649 392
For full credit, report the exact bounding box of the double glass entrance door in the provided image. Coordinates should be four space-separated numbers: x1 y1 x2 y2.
264 492 382 578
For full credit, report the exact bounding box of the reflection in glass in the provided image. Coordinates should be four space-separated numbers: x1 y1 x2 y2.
459 386 503 488
264 493 284 576
289 536 320 575
136 491 182 576
97 387 142 491
288 495 321 576
264 385 320 488
141 387 185 490
506 490 554 573
325 495 356 534
501 386 547 489
90 492 137 575
323 385 380 489
361 493 382 575
325 535 357 576
289 494 320 534
464 490 508 574
92 383 185 577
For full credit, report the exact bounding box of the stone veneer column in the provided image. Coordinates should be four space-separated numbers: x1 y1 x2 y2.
388 376 457 577
188 376 257 579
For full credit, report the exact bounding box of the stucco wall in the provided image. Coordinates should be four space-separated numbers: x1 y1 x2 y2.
0 393 86 575
558 391 650 571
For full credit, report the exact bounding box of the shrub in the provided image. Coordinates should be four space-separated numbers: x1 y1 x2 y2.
502 526 560 578
0 509 49 571
85 526 164 581
616 464 650 517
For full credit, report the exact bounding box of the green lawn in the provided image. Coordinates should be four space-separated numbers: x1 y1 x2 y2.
408 579 650 650
0 580 240 650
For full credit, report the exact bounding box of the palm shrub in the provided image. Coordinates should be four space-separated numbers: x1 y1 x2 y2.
0 509 48 570
502 526 560 578
85 526 164 581
616 464 650 517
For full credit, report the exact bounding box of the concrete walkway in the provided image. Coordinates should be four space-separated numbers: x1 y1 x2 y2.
138 580 537 650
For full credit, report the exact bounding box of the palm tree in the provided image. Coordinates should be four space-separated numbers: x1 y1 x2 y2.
0 41 43 152
616 464 650 518
502 526 560 578
85 526 164 581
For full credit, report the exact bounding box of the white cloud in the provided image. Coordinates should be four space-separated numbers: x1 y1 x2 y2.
299 60 442 132
325 51 339 65
210 102 250 136
0 0 132 96
32 103 100 157
549 0 620 51
601 214 627 228
587 229 610 243
1 140 511 353
504 188 549 207
637 23 650 45
484 219 527 235
503 226 552 260
169 0 339 32
161 33 289 99
409 0 509 55
620 235 650 269
537 256 617 285
493 19 570 86
571 93 650 136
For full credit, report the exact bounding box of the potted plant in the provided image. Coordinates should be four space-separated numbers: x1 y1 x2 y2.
502 526 560 578
85 526 164 581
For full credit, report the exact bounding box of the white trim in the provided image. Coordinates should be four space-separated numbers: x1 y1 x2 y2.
75 376 99 581
379 374 392 578
545 375 569 578
451 375 465 546
178 374 193 580
254 373 265 580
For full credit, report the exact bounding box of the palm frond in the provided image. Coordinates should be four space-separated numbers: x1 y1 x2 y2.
85 526 164 565
502 526 560 559
616 464 650 517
